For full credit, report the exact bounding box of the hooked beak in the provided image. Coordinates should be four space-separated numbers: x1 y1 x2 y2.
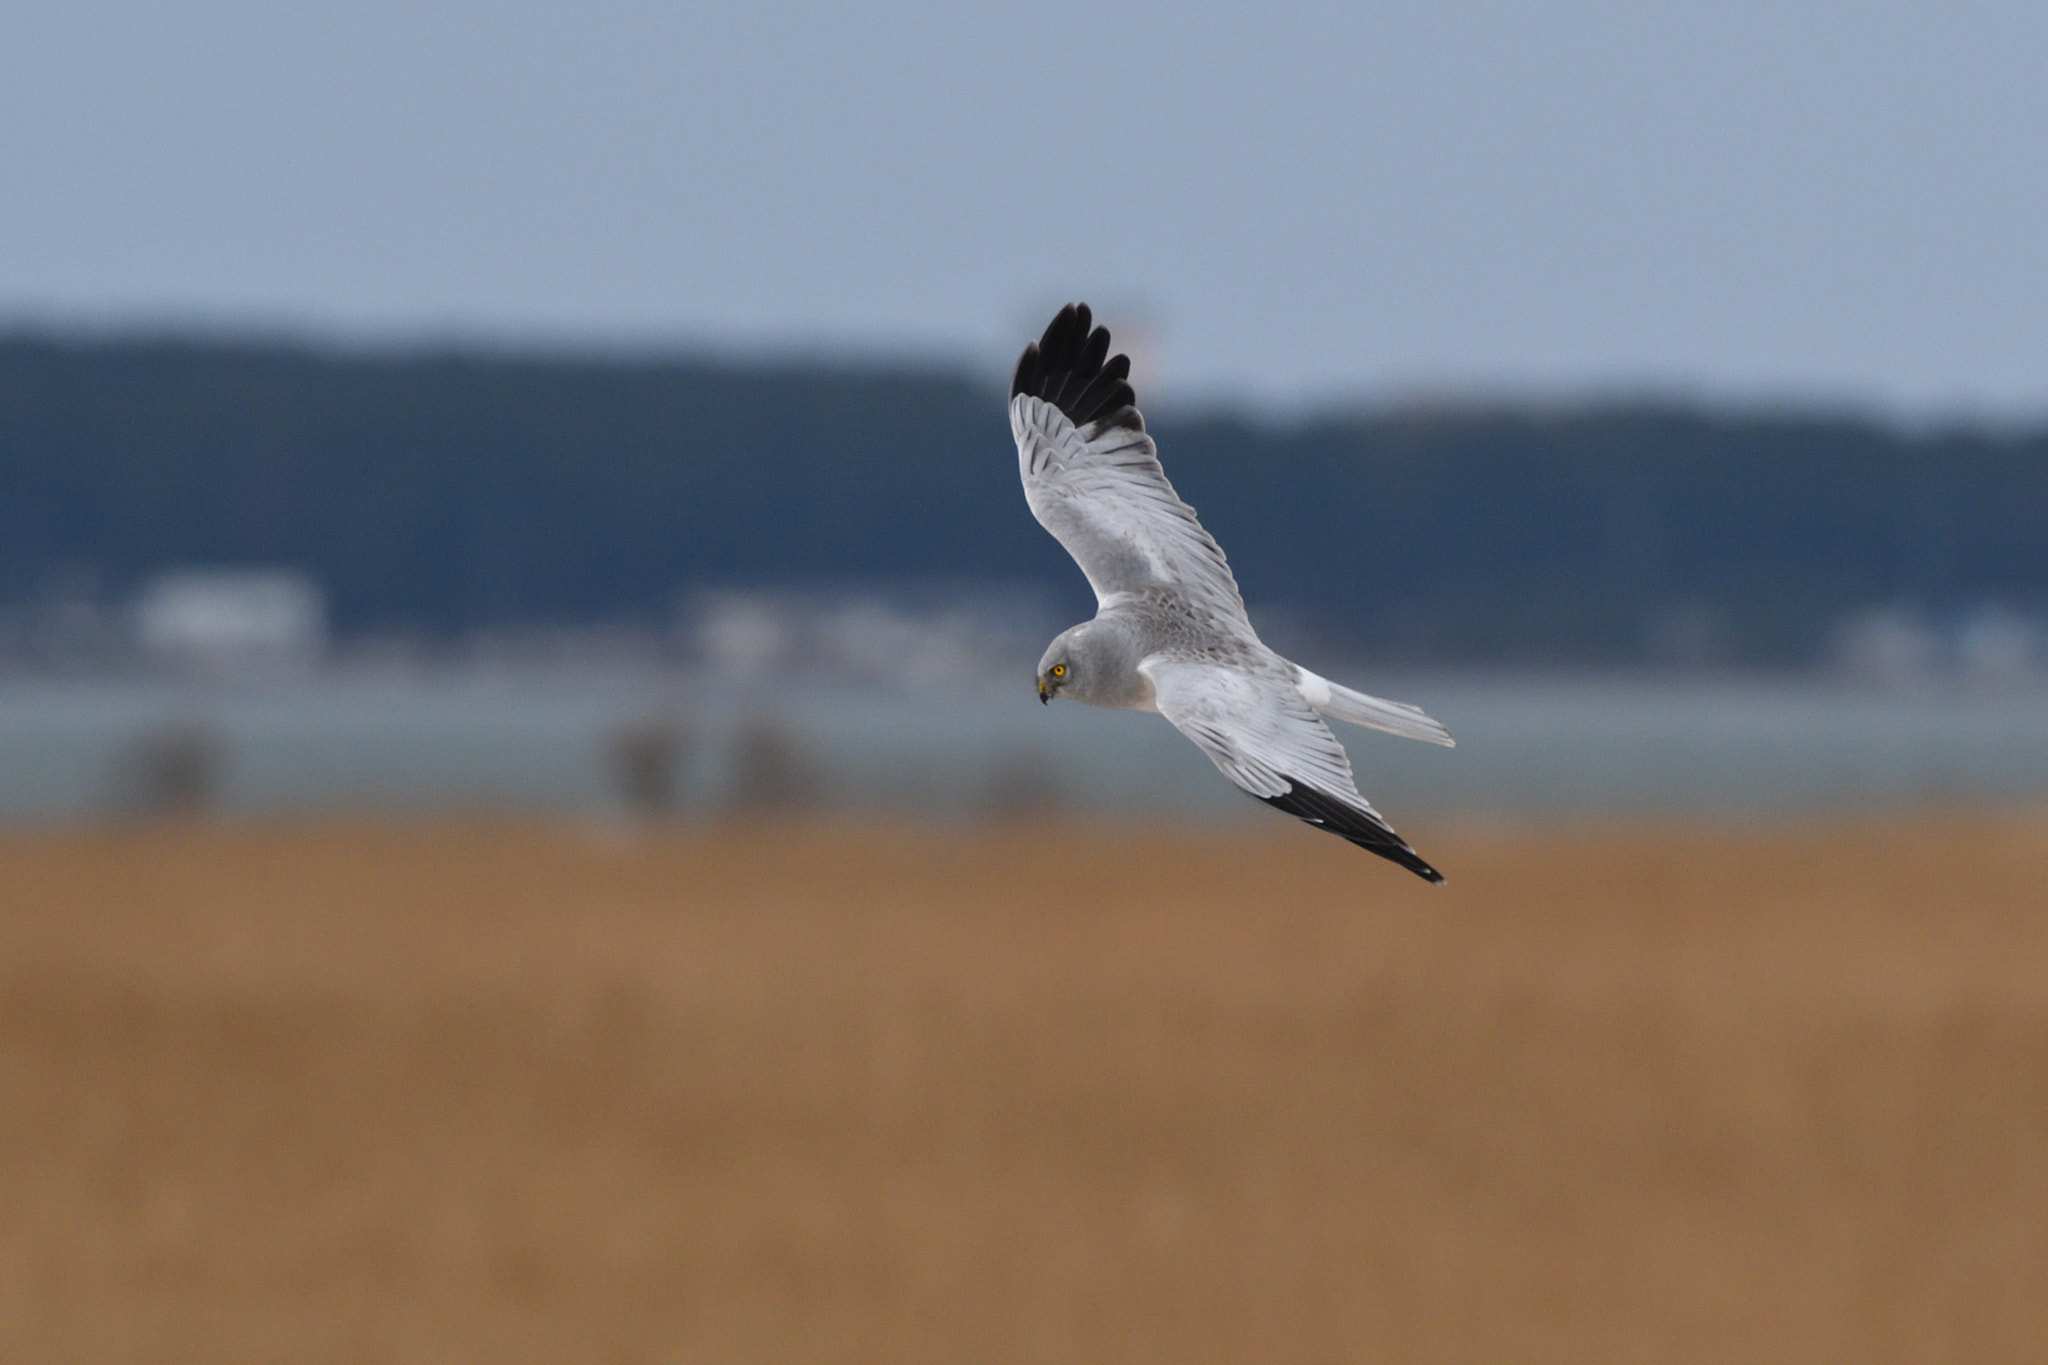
1037 676 1051 704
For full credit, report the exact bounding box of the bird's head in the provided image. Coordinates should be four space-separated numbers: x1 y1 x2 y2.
1037 623 1102 704
1036 621 1132 706
1036 641 1073 704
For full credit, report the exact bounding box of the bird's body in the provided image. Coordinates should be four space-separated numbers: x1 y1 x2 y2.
1013 304 1453 884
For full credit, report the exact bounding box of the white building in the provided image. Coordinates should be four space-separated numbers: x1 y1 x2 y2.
133 569 327 674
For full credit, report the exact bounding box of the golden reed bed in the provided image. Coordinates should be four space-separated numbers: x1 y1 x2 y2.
3 816 2046 1363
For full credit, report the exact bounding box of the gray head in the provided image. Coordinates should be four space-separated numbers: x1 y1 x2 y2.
1036 619 1150 709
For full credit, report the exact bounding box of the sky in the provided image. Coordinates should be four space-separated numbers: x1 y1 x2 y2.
4 0 2045 415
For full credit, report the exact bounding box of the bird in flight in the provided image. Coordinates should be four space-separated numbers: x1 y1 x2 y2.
1011 303 1454 883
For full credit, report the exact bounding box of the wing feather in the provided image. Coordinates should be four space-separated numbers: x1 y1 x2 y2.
1144 657 1444 884
1010 304 1246 621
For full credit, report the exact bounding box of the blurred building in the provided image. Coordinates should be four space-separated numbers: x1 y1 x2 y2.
1830 602 2044 690
1830 607 1940 687
133 569 326 677
1954 606 2042 688
685 583 1058 692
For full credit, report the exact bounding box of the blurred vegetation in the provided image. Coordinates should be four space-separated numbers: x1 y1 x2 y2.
4 334 2045 664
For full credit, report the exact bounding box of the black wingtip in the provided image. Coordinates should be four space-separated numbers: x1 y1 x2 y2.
1010 302 1144 433
1259 782 1445 885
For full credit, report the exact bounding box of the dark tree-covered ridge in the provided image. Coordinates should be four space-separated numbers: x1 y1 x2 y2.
3 334 2044 664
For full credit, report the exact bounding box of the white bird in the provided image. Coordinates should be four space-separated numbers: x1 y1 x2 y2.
1012 303 1454 883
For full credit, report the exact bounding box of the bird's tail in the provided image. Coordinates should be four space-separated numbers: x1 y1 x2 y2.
1303 672 1456 747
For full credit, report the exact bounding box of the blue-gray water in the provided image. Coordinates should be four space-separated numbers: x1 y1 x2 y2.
2 671 2046 823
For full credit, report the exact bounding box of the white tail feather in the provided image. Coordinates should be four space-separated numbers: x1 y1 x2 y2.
1298 670 1456 747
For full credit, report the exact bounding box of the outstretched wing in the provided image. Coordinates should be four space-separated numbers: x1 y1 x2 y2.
1010 304 1246 623
1143 657 1444 884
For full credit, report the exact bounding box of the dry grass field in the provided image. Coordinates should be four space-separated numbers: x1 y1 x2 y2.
2 815 2046 1364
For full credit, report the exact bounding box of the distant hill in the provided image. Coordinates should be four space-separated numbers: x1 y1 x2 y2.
4 334 2045 664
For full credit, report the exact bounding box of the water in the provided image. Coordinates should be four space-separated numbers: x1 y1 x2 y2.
2 670 2045 822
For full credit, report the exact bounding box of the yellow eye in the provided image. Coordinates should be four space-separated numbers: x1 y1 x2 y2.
1050 664 1067 677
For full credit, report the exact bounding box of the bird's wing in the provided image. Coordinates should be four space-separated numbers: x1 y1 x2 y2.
1142 656 1444 884
1009 304 1247 623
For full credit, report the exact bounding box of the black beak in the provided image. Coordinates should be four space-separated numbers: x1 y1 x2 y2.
1037 678 1051 704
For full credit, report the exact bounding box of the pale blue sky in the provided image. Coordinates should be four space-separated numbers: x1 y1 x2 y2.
4 1 2045 414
